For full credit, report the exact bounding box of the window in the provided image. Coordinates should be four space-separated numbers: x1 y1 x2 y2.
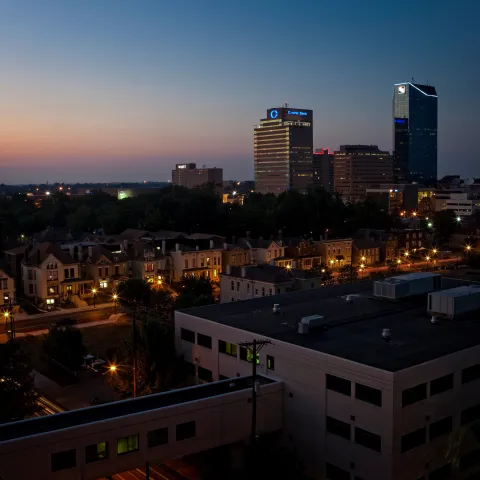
219 340 237 357
197 333 212 349
98 267 102 277
401 427 426 452
462 364 480 384
325 462 350 480
261 287 265 296
231 280 234 290
51 449 76 472
65 268 70 279
103 267 108 277
117 434 139 455
326 374 351 396
85 441 108 463
429 416 452 440
326 416 351 440
29 284 34 294
28 270 33 280
176 421 196 441
148 427 168 448
402 383 427 407
236 281 240 291
240 347 259 364
355 427 381 452
184 259 189 269
430 374 453 396
429 464 451 480
181 328 195 343
198 366 213 382
255 288 258 295
267 355 275 371
461 404 480 425
355 383 382 407
70 267 75 278
269 288 273 295
115 265 119 275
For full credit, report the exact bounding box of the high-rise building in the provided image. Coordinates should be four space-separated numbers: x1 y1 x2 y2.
254 106 313 194
313 148 334 193
334 145 393 202
172 163 223 191
393 82 438 185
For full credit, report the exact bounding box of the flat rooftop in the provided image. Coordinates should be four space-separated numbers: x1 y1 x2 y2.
183 278 480 372
0 375 274 443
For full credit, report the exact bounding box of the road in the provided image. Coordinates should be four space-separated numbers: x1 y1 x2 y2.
0 305 115 335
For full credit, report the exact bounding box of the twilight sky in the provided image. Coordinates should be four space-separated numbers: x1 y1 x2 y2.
0 0 478 184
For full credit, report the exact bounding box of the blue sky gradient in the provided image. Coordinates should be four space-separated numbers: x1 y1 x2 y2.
0 0 478 183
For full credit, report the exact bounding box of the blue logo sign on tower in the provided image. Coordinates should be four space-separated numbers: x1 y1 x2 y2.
270 109 279 119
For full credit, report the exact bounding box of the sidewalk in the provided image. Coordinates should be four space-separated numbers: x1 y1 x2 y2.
15 302 115 321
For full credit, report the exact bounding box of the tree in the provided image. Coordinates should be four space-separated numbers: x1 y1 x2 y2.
0 340 38 424
309 263 334 285
42 326 87 370
434 210 458 243
338 264 358 283
107 314 188 397
117 279 174 316
175 276 216 309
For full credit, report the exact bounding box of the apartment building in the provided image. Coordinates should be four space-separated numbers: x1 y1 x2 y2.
238 237 286 265
176 277 480 480
435 192 479 219
127 242 170 284
316 238 353 267
0 265 15 306
352 239 381 266
170 241 223 282
219 264 322 303
84 245 129 292
221 244 250 270
21 243 93 307
281 238 323 270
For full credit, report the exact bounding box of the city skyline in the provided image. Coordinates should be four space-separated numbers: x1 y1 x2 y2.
1 0 478 184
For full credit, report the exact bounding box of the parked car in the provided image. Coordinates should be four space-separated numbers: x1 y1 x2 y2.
56 317 78 327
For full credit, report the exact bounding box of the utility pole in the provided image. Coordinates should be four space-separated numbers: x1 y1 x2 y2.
239 339 271 443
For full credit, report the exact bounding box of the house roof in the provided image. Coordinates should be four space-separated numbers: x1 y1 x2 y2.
120 229 152 240
86 245 129 264
23 243 77 266
222 264 319 284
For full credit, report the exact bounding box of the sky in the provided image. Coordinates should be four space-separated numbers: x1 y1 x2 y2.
0 0 479 184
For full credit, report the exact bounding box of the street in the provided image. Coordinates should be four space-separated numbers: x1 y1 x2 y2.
0 305 115 336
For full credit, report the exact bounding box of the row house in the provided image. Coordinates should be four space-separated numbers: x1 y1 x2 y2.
316 238 353 267
392 228 426 253
282 238 323 270
352 239 381 266
84 245 129 292
353 229 399 264
221 244 249 270
127 242 170 284
219 264 322 303
0 265 15 307
170 241 223 282
238 237 286 264
21 243 93 308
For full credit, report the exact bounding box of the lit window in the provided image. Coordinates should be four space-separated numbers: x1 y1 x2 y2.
117 434 139 455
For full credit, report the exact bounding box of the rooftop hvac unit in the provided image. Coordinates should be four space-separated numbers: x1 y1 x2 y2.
298 315 327 334
374 273 441 300
427 286 480 319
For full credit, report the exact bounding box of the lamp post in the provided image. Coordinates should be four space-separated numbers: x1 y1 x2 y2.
112 293 118 315
425 256 430 270
108 363 136 398
92 288 97 308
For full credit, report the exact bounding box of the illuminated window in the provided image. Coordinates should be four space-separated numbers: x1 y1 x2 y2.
117 434 139 455
100 281 108 289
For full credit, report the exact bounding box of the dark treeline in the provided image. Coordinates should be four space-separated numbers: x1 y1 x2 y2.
0 185 393 245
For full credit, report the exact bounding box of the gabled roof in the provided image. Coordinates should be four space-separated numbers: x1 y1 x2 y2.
23 243 77 267
151 230 186 239
222 264 319 284
120 229 152 240
127 242 164 260
86 245 129 264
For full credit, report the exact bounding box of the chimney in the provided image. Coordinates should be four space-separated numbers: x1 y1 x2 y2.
88 246 93 259
223 242 228 250
123 239 129 251
69 245 75 259
78 246 83 262
175 243 180 252
209 239 214 249
162 240 166 255
196 245 200 251
226 264 231 275
241 266 247 278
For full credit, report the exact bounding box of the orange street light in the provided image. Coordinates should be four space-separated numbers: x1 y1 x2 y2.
109 364 117 372
397 259 401 265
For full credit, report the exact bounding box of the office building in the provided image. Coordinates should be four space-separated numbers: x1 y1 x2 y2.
393 82 438 185
171 163 223 190
176 275 480 479
313 148 334 192
435 192 479 219
254 106 313 194
334 145 393 202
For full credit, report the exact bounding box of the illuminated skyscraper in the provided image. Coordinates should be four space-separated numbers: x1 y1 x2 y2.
393 82 438 185
313 148 334 193
254 106 313 194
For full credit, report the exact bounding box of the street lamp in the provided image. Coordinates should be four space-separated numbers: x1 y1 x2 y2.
112 293 118 314
432 248 437 255
456 216 462 223
397 259 401 265
108 363 136 398
92 288 97 308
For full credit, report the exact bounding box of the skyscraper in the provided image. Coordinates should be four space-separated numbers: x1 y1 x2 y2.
334 145 393 202
313 148 334 193
393 82 438 186
254 106 313 194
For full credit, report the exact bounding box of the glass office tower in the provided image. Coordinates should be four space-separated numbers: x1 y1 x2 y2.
254 107 313 194
393 82 438 186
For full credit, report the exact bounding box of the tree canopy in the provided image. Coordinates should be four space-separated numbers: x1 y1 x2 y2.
42 326 87 371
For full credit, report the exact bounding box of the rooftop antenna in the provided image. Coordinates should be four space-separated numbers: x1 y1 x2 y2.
411 77 415 83
284 102 289 108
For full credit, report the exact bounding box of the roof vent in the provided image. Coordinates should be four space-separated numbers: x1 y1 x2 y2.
273 304 280 314
298 315 326 334
431 315 439 324
345 295 353 303
382 328 391 341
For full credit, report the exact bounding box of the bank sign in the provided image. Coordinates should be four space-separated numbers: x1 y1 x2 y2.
267 108 313 122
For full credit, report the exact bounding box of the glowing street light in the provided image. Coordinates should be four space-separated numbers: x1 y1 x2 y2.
397 259 401 265
404 251 409 258
432 248 437 255
456 216 462 223
92 288 97 308
112 293 118 314
109 364 117 372
466 245 472 252
412 211 417 217
427 222 433 228
45 191 51 196
361 256 366 262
